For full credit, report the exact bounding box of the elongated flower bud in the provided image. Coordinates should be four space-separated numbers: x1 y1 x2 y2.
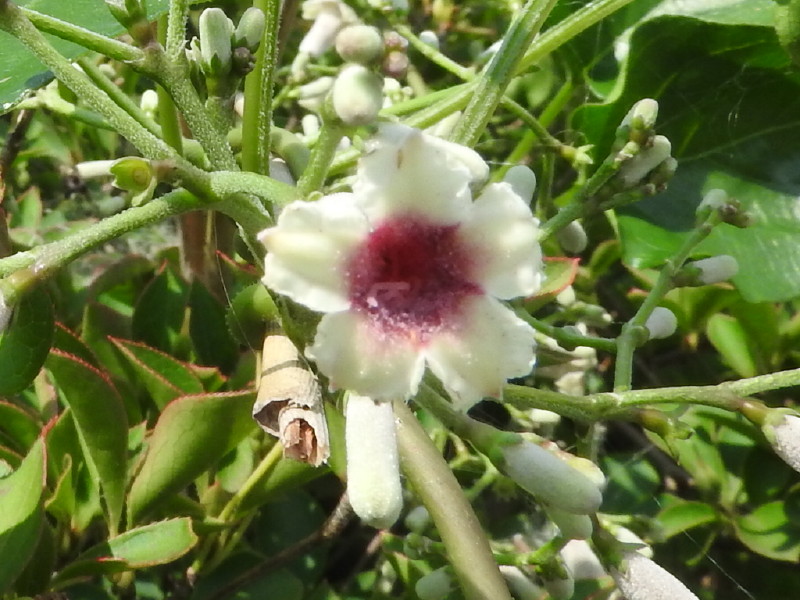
199 8 234 76
618 135 672 188
763 413 800 473
503 165 537 204
690 255 739 285
499 566 540 600
501 440 602 514
644 307 677 340
557 220 588 254
612 552 699 600
415 567 454 600
234 7 266 52
346 394 402 528
546 506 593 540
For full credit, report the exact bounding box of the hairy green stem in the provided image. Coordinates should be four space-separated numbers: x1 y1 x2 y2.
165 0 191 60
242 0 282 174
19 6 143 62
394 399 512 600
156 16 184 153
450 0 558 147
0 1 174 160
613 214 720 391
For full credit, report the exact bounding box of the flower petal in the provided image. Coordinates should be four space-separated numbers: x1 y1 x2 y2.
259 193 368 312
354 124 488 223
461 182 543 299
307 311 426 400
424 296 536 410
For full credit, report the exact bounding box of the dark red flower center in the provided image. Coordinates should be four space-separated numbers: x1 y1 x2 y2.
346 215 481 343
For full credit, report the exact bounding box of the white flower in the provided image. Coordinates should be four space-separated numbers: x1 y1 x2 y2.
766 414 800 473
260 124 542 408
612 552 699 600
345 394 402 528
299 0 359 57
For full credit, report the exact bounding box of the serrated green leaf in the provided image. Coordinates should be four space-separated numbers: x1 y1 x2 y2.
0 437 45 593
0 401 40 453
111 337 204 409
128 390 257 522
189 281 239 373
53 322 98 366
734 501 800 561
0 286 54 395
46 350 128 533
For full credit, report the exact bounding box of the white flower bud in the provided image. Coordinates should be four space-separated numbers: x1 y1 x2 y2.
74 160 115 179
296 76 334 112
696 188 728 213
612 552 699 600
0 291 11 334
764 413 800 473
139 89 158 119
199 8 235 76
419 30 440 50
299 0 359 57
501 440 603 514
618 135 672 188
234 7 266 52
499 566 540 600
415 567 454 600
335 25 384 64
332 64 384 125
690 255 739 285
503 165 537 204
556 220 588 254
644 307 677 340
546 506 593 540
345 394 402 529
628 98 659 130
561 540 606 580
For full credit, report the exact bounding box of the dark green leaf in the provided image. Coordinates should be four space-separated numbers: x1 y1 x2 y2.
0 437 45 593
132 262 189 354
189 280 238 373
46 350 128 533
0 401 40 453
734 501 800 561
111 337 204 409
0 286 54 395
128 390 257 522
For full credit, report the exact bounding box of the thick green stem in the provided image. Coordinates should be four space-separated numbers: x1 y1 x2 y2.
296 120 346 197
0 190 202 278
394 400 512 600
0 1 173 161
156 16 184 153
450 0 559 147
165 0 191 60
19 6 143 62
241 0 281 174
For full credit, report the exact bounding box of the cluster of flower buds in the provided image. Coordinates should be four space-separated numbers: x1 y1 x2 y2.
695 187 755 228
610 99 677 194
186 7 266 97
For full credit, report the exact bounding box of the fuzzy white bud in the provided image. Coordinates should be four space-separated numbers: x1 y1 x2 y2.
690 255 739 285
299 0 359 57
557 220 588 254
501 440 603 514
296 76 334 112
139 89 158 119
499 566 540 600
332 64 384 125
561 540 606 580
335 24 384 64
345 394 402 529
546 506 593 540
612 552 699 600
199 8 234 75
419 30 440 50
618 135 671 188
764 414 800 473
503 165 537 204
404 505 430 533
644 307 678 340
696 188 728 213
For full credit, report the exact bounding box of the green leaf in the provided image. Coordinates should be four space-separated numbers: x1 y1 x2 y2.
0 437 46 593
734 501 800 561
53 518 197 586
189 280 238 373
0 0 174 112
706 313 758 378
0 401 40 453
111 337 204 409
0 286 54 395
128 390 257 522
132 262 189 354
46 350 128 533
600 453 660 514
657 498 718 539
523 257 579 311
53 322 98 366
